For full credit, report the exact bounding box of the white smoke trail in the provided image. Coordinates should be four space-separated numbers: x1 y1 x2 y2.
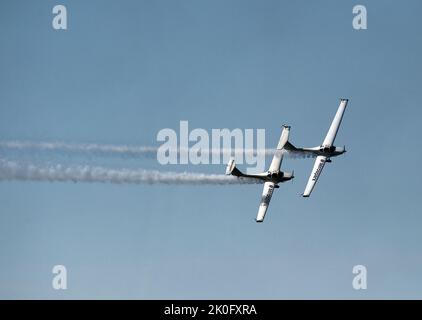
0 159 262 185
0 140 312 158
0 141 158 156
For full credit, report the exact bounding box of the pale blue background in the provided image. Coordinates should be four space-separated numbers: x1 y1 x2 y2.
0 0 421 299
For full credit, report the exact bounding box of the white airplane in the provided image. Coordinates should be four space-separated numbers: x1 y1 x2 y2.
225 125 294 222
284 98 349 197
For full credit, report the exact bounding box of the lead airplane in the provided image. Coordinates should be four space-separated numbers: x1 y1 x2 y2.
225 125 294 222
284 98 349 197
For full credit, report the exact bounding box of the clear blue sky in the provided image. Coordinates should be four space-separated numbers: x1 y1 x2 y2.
1 0 422 299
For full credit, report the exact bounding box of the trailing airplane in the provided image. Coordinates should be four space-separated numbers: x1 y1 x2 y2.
284 98 349 197
225 125 294 222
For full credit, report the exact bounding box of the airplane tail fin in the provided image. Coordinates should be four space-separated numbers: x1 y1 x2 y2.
225 159 244 177
284 141 298 152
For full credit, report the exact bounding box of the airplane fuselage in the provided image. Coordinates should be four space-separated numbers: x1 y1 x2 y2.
241 170 294 185
301 145 346 158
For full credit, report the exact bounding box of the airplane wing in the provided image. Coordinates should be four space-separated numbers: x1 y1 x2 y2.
322 99 348 147
256 126 289 221
256 181 275 222
268 125 290 172
303 155 327 197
